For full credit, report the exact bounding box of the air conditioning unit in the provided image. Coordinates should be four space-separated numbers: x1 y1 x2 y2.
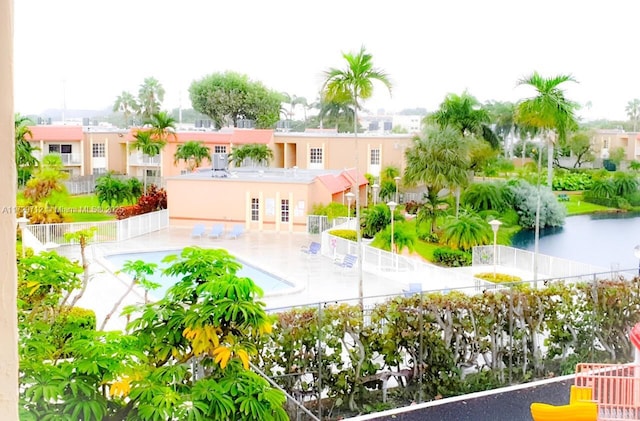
213 153 228 170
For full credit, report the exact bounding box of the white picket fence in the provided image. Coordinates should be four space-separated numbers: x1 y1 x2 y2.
26 210 169 246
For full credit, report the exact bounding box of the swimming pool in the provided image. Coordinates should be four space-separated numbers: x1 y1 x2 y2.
103 249 294 298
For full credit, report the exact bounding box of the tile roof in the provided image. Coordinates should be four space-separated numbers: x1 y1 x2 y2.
317 169 369 194
28 125 83 141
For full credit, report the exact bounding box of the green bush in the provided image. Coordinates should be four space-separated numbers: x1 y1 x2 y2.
552 171 593 191
433 247 471 267
329 229 357 241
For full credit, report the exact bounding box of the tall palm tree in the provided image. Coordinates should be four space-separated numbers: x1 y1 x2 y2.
515 72 579 187
113 91 139 127
144 111 177 143
626 98 640 132
138 77 165 120
131 130 166 191
174 141 211 172
322 45 392 306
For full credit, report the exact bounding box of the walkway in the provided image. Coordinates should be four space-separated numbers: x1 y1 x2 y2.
59 227 408 331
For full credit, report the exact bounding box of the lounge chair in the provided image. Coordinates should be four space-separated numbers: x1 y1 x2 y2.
335 254 357 271
208 224 225 239
191 223 206 238
403 283 422 297
301 241 321 256
228 224 244 239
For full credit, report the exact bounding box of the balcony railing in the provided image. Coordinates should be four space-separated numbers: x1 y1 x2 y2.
47 152 82 165
129 154 161 166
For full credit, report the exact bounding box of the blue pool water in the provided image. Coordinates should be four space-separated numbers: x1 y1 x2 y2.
104 249 293 297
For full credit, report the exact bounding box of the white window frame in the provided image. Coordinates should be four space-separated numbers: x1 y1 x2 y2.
92 143 105 158
281 199 289 223
214 145 227 154
310 147 323 164
251 198 260 221
370 148 380 165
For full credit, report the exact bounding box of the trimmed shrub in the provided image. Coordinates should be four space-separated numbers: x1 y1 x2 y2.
329 229 357 241
433 247 471 267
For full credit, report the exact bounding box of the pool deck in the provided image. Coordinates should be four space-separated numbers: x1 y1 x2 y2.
60 227 412 331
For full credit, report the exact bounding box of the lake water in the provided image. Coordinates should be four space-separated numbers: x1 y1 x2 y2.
511 213 640 272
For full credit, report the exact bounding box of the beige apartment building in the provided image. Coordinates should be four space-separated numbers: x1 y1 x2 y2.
27 125 412 232
590 129 640 162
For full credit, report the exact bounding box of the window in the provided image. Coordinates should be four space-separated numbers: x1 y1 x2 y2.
281 199 289 222
48 144 72 154
214 145 227 154
603 138 609 148
251 198 259 221
92 143 105 157
145 169 159 177
92 168 106 175
370 148 380 165
310 147 323 164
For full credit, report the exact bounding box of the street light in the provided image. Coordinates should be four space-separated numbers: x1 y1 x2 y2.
634 245 640 276
345 191 355 222
372 183 380 205
17 211 29 258
394 176 401 203
489 219 502 280
387 201 397 264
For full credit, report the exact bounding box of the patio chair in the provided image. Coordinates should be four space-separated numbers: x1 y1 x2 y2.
208 224 225 239
301 241 321 256
228 224 244 239
191 223 206 238
334 254 357 271
403 283 422 297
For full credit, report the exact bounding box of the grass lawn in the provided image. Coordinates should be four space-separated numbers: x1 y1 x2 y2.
559 192 617 216
64 194 118 222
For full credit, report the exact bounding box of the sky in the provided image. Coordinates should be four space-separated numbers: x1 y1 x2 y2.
13 0 640 121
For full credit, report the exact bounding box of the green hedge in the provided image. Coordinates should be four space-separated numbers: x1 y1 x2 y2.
432 247 472 267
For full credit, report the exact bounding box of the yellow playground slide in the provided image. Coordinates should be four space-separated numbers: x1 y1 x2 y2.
530 401 597 421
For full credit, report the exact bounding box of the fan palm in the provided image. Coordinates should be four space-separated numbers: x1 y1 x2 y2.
461 182 506 212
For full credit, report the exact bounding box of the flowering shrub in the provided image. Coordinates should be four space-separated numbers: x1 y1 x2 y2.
115 184 167 220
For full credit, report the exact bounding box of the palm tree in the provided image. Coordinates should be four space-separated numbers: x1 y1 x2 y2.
138 77 165 120
515 72 579 187
15 114 38 186
613 171 638 197
626 99 640 132
174 141 211 172
144 111 177 143
229 144 273 167
441 211 491 252
429 91 500 149
131 130 166 191
322 45 392 306
404 125 470 225
461 182 507 212
113 91 139 127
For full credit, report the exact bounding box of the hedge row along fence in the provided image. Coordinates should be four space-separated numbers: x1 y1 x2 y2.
258 276 640 418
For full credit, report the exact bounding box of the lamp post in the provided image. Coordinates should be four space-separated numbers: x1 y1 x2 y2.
387 201 397 270
345 191 355 222
394 176 401 203
634 245 640 276
17 211 29 258
372 183 379 205
489 219 502 280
